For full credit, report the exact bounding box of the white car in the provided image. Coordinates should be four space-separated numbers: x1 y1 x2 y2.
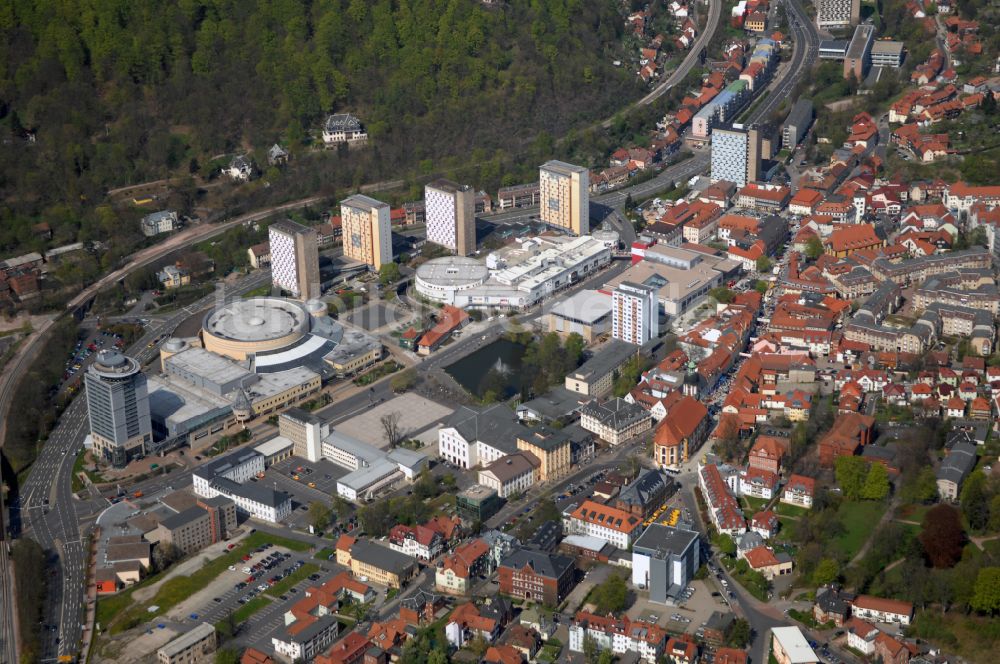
242 567 252 574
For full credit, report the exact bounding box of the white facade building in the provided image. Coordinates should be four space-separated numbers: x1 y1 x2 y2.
711 127 750 187
141 210 178 237
438 406 523 470
562 500 643 549
426 179 476 256
192 449 292 522
322 113 368 145
477 453 538 498
612 282 658 344
817 0 860 28
568 616 665 663
268 220 320 299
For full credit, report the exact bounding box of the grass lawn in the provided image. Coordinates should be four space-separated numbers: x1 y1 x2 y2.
773 502 809 518
314 547 335 561
741 496 770 513
99 531 311 634
538 643 563 663
71 449 88 492
776 516 799 535
831 500 887 560
241 285 272 298
231 596 272 623
265 563 319 597
895 503 931 523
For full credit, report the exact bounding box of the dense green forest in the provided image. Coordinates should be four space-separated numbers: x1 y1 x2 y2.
0 0 640 259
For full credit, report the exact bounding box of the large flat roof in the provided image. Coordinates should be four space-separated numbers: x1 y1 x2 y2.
166 348 253 385
203 297 310 343
245 367 319 401
540 160 587 176
416 257 489 287
549 290 612 324
147 374 232 429
871 40 904 56
633 523 698 557
846 24 875 60
605 259 734 304
570 340 638 381
771 626 818 664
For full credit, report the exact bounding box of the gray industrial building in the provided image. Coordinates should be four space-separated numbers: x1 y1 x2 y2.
782 99 814 150
85 350 153 467
631 524 700 604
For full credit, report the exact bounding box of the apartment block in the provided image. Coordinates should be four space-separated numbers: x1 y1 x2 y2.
341 194 392 270
269 220 321 299
612 281 658 344
425 179 476 256
711 126 759 188
817 0 860 28
539 160 589 235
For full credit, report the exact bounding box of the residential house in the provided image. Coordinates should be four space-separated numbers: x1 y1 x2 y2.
781 474 815 509
435 538 490 595
851 595 914 626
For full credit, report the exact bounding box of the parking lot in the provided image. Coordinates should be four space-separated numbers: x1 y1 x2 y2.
147 540 384 655
260 457 354 529
60 327 129 392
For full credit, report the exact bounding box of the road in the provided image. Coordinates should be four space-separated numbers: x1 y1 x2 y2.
599 0 724 128
0 542 16 664
744 0 820 126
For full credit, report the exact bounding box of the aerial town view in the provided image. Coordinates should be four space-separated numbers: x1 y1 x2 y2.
2 1 1000 664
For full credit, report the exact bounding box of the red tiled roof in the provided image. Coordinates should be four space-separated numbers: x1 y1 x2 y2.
744 546 780 568
569 500 643 534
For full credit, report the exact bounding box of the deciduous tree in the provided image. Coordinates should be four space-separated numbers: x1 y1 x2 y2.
861 463 890 501
970 567 1000 614
960 471 990 531
812 558 840 586
919 504 965 568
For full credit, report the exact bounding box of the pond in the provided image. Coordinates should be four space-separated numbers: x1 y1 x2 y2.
444 338 527 399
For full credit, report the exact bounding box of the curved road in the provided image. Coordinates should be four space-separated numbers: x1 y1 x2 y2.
599 0 724 128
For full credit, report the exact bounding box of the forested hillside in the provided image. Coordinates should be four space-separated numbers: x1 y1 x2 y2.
0 0 639 257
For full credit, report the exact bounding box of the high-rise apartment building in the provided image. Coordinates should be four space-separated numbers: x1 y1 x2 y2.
612 282 658 345
269 220 321 299
85 349 153 468
711 125 761 188
341 194 392 270
539 160 589 236
425 179 476 256
817 0 860 28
